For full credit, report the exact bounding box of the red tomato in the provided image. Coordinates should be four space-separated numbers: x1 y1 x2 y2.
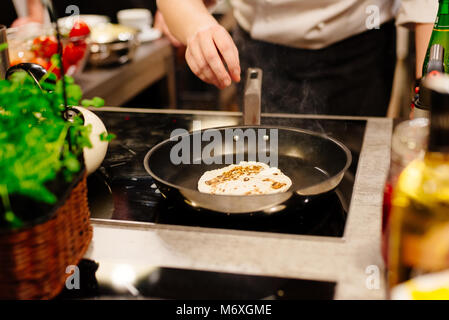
69 21 90 38
72 38 87 49
45 61 61 78
48 64 61 78
42 37 58 58
63 59 72 73
32 36 43 52
32 36 58 59
63 42 85 65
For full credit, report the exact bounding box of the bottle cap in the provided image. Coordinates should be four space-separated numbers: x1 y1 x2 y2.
427 44 445 74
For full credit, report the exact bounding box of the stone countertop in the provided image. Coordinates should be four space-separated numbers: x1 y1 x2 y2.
84 108 393 300
76 39 176 107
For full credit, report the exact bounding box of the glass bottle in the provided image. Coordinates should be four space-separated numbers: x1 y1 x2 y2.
388 74 449 298
382 118 429 264
422 0 449 76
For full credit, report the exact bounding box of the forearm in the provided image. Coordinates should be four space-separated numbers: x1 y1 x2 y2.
157 0 218 45
28 0 44 21
415 23 434 78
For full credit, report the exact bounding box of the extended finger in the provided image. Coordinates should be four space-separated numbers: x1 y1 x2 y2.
189 40 223 88
213 27 240 82
186 46 223 88
198 31 232 87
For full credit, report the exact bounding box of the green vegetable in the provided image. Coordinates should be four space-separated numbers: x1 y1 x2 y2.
81 97 105 108
50 53 61 69
99 132 116 142
0 71 98 229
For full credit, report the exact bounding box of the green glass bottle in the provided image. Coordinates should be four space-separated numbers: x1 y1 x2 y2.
422 0 449 76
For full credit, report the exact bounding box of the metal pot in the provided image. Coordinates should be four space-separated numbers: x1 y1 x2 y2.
88 24 139 66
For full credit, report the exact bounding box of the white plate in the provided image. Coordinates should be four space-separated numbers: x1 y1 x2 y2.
138 28 162 43
58 15 110 32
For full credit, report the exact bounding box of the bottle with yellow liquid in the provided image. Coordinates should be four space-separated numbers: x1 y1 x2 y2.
388 73 449 300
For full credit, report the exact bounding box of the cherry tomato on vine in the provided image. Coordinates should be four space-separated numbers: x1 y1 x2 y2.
63 42 85 65
69 21 90 38
32 36 58 59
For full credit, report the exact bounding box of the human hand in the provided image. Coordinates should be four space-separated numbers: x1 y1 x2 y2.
185 23 240 89
11 17 41 28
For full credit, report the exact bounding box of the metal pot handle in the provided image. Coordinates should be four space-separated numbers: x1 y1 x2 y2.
243 68 262 125
6 63 50 90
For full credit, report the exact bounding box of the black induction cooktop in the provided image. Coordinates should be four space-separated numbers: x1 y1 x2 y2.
57 260 336 300
88 111 366 238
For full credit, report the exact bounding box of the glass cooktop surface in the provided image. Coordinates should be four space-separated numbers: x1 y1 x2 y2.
57 260 336 300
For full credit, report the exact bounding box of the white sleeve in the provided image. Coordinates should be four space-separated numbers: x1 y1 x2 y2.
396 0 439 28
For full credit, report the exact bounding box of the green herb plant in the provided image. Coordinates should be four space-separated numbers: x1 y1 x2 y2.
0 70 106 229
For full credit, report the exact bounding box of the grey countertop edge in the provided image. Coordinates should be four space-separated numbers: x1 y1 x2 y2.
84 109 393 300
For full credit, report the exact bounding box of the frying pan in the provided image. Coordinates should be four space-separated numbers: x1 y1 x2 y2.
144 69 352 214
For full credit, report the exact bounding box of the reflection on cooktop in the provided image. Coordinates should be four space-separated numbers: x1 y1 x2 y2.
88 111 366 238
58 261 336 300
120 267 335 300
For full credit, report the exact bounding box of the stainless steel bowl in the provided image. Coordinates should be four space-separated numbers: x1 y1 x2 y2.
88 24 140 66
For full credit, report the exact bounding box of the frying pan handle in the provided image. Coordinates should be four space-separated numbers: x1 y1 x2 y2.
243 68 262 125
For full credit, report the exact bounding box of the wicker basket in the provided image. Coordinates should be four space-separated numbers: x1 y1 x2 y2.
0 172 92 300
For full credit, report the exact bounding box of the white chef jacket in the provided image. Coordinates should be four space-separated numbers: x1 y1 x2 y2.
210 0 439 49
